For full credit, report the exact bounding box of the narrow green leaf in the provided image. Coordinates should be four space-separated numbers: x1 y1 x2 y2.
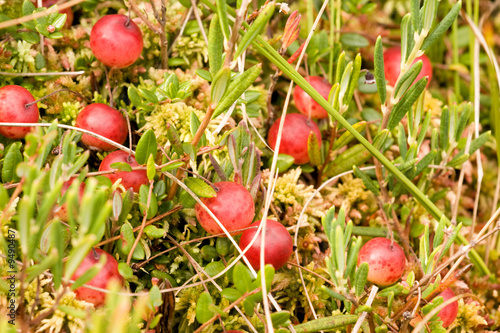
208 16 224 77
353 166 380 196
120 222 135 254
139 88 159 104
136 129 157 165
184 177 216 198
195 292 215 324
325 144 372 176
455 103 472 141
211 67 232 105
440 106 450 151
469 131 491 155
182 142 196 161
400 14 412 63
213 64 262 118
234 2 275 60
422 0 437 32
355 262 369 297
393 60 423 101
196 69 213 82
398 123 408 160
332 121 366 151
421 1 462 51
321 286 346 301
26 251 58 282
307 131 322 166
345 236 362 279
446 151 469 168
139 184 158 219
147 155 156 181
335 51 346 85
335 225 345 274
161 161 184 172
374 36 386 104
190 111 206 147
433 216 447 249
410 0 421 32
216 0 230 40
387 77 428 131
343 53 362 107
166 124 184 156
2 142 22 183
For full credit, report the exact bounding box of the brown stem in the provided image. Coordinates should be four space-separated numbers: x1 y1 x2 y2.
25 88 91 108
126 181 154 265
126 0 162 35
95 205 182 247
166 104 216 201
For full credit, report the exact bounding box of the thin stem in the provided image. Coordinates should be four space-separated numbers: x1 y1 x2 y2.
25 88 91 108
126 181 154 265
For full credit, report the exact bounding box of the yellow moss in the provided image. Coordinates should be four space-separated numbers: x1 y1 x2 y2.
449 299 487 332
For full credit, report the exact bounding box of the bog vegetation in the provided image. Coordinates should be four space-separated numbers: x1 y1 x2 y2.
0 0 499 332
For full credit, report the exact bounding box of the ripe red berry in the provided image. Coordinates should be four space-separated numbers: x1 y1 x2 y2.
90 14 143 68
195 181 255 235
268 113 322 165
357 237 406 286
99 150 149 192
239 219 293 270
437 288 458 328
0 85 39 139
293 76 332 119
383 46 433 88
70 248 124 307
75 103 128 151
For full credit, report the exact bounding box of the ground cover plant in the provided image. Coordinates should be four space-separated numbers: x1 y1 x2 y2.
0 0 500 332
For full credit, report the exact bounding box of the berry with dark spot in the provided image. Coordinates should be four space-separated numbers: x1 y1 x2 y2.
99 150 148 192
0 85 39 139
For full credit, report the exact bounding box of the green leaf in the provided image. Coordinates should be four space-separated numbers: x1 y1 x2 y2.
353 166 379 196
221 288 243 302
325 143 372 176
213 64 262 118
269 154 294 173
433 216 447 249
393 60 423 101
234 2 275 60
110 162 133 172
190 111 206 147
216 0 230 41
421 1 462 51
410 0 421 32
204 261 225 277
233 262 253 294
374 36 386 104
136 129 157 165
161 161 184 172
345 236 362 279
51 13 67 30
321 286 346 301
469 131 491 155
196 69 213 82
355 262 369 297
387 77 428 131
422 0 437 32
139 184 158 219
2 142 22 183
271 311 291 328
118 262 134 279
332 121 366 151
120 223 135 254
166 124 184 156
211 67 232 105
249 264 275 302
26 251 58 283
344 53 362 107
20 31 40 44
182 142 196 161
147 154 156 181
144 225 164 239
195 292 215 324
140 88 159 104
184 177 216 198
128 86 143 107
455 103 472 141
340 33 369 48
208 16 224 77
307 131 322 167
440 106 450 151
